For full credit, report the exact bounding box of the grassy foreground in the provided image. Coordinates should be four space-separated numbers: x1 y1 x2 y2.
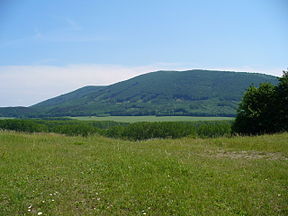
0 132 287 216
71 116 234 123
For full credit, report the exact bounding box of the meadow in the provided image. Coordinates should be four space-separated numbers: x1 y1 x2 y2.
0 131 287 215
70 116 234 123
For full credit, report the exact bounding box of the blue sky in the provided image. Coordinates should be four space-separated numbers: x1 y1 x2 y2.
0 0 287 106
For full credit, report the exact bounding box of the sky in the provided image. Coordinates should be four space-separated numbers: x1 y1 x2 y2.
0 0 287 106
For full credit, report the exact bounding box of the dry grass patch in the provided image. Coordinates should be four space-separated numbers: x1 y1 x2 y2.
202 150 288 160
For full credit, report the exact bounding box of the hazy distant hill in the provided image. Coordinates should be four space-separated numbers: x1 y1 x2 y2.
0 70 279 117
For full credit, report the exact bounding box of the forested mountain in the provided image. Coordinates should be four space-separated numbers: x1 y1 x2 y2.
34 86 105 108
0 70 278 117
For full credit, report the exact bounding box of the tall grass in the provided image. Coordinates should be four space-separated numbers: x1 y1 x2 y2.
0 119 233 140
103 121 232 140
0 119 126 137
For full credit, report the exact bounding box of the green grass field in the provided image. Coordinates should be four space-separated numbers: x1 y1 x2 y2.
0 131 287 215
71 116 234 123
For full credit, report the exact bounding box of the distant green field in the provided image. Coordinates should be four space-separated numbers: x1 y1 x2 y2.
0 131 287 215
0 117 14 119
71 115 234 123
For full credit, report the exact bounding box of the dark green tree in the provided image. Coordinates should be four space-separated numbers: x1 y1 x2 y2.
232 83 276 134
233 70 288 134
274 70 288 131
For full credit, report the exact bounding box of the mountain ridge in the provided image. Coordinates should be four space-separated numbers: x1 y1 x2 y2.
0 70 279 118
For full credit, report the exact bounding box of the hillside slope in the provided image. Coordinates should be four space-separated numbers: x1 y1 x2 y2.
33 86 105 108
29 70 278 117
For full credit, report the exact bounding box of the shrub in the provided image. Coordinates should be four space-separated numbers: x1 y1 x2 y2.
0 119 47 133
233 70 288 135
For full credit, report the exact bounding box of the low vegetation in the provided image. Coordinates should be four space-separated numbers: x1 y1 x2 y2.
104 121 232 140
0 119 232 140
0 131 287 215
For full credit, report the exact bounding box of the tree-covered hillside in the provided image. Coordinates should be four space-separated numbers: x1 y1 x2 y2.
0 70 278 117
33 86 105 108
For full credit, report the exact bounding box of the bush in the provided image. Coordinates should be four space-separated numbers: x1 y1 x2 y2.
233 70 288 135
0 119 47 133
